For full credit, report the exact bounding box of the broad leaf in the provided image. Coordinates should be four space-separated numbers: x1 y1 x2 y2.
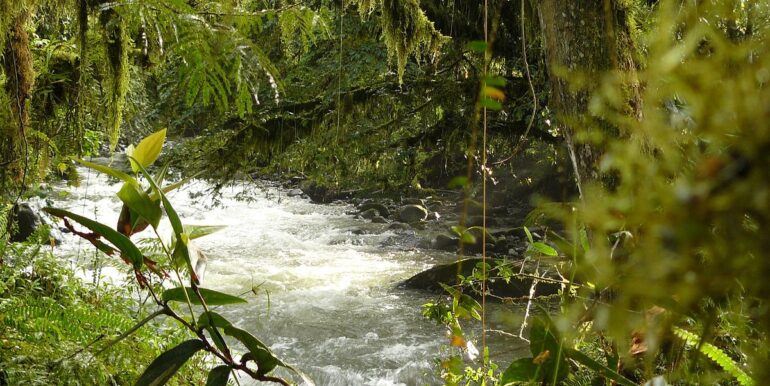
500 357 542 385
198 311 232 329
529 318 569 383
133 159 198 284
116 182 162 229
531 242 558 257
223 326 279 376
129 128 167 172
566 348 636 386
135 339 205 386
162 287 247 306
185 225 227 240
206 366 231 386
43 207 144 269
75 159 138 187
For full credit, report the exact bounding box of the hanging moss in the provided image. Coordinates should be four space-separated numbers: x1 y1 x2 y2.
99 8 129 151
1 10 35 186
379 0 447 83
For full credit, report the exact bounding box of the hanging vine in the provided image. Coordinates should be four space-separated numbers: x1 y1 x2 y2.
99 6 129 151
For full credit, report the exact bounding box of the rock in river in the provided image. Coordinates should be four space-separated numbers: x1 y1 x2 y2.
398 205 428 223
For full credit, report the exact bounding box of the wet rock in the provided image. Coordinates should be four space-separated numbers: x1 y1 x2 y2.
371 216 389 224
360 209 379 220
358 202 390 218
9 202 62 245
287 188 304 197
398 258 561 299
402 198 425 206
433 234 459 251
387 223 410 231
398 205 428 223
10 203 41 242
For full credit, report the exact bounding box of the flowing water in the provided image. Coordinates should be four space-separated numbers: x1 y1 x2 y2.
50 169 483 385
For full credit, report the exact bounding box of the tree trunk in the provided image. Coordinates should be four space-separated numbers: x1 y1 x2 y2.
537 0 641 193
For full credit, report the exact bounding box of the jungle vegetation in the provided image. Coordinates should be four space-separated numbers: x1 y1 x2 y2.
1 0 769 385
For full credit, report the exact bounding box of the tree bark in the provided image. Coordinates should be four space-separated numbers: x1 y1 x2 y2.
537 0 641 193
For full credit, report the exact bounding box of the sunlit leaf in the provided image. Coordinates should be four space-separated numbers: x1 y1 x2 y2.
162 287 247 305
116 182 162 229
532 242 558 257
129 128 167 172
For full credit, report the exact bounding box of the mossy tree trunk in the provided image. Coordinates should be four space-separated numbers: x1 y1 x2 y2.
2 10 34 186
537 0 641 193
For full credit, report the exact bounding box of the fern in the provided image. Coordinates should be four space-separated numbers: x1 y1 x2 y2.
672 326 755 386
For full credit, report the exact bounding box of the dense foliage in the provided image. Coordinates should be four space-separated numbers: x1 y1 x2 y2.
2 0 769 384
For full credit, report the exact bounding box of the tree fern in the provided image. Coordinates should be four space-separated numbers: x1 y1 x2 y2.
672 326 755 386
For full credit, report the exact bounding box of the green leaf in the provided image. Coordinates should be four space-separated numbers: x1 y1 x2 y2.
529 318 569 383
223 326 279 376
75 159 138 187
43 207 144 269
524 226 534 244
580 228 590 252
447 176 469 189
198 311 232 329
185 225 227 240
500 357 542 385
480 97 502 110
129 128 167 172
206 366 231 386
162 287 247 306
117 182 162 229
532 242 558 257
466 40 487 52
483 75 507 87
132 159 198 284
135 339 205 386
565 348 636 386
673 327 755 386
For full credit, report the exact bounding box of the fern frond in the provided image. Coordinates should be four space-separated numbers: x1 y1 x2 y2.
672 326 755 386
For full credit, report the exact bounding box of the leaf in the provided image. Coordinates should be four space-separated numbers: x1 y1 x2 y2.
532 242 558 257
162 287 247 305
197 311 232 329
43 207 144 269
482 86 505 101
479 97 502 110
135 339 205 386
500 357 542 385
672 327 755 386
580 228 590 252
223 326 279 375
129 128 167 172
116 182 162 229
466 40 487 52
447 176 468 189
206 366 231 386
529 318 569 383
75 159 138 187
524 226 534 244
565 348 636 386
483 75 507 87
132 159 198 284
185 225 227 240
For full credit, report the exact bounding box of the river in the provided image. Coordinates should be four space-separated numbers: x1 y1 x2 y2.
50 168 481 385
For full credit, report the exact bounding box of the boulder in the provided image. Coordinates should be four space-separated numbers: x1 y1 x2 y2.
402 198 425 206
287 189 304 197
399 258 561 299
360 208 379 220
10 203 41 242
358 202 390 218
387 223 410 231
398 205 428 223
432 234 459 252
371 216 389 224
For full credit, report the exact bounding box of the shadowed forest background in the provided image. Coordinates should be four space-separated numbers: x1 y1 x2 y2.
1 0 769 385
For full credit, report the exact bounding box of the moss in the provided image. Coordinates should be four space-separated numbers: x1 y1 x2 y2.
379 0 447 83
99 8 129 151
